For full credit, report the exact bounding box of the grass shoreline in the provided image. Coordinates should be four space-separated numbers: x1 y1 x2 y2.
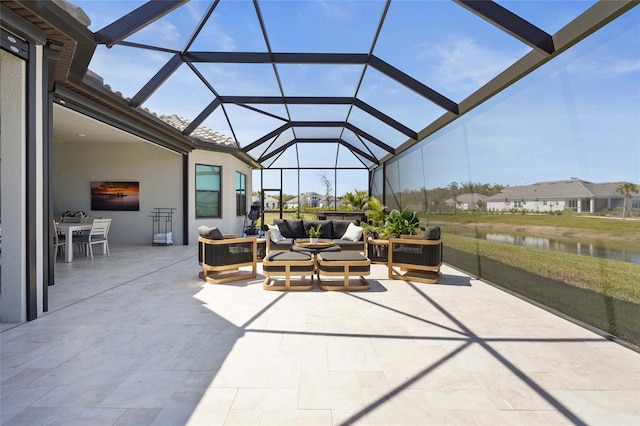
442 233 640 304
423 213 640 246
424 213 640 303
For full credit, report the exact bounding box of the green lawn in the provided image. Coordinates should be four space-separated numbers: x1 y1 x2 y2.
443 233 640 304
424 213 640 302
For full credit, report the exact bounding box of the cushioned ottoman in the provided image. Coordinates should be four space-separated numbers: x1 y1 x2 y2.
262 251 316 291
316 252 371 291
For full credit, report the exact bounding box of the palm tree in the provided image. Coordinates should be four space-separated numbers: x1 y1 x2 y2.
362 197 386 236
616 182 639 218
343 189 368 211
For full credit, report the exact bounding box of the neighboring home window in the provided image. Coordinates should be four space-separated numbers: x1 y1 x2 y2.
236 171 246 216
568 199 578 209
196 164 221 218
632 199 640 209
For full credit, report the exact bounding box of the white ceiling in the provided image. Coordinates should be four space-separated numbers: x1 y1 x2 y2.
53 103 146 145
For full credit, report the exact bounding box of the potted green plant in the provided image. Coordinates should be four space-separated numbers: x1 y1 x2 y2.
381 208 425 239
308 224 321 245
360 197 386 239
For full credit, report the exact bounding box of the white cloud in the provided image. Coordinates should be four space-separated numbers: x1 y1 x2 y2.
315 0 352 22
212 29 237 51
184 2 204 24
157 21 180 43
89 48 171 97
415 36 525 95
609 58 640 75
199 15 237 51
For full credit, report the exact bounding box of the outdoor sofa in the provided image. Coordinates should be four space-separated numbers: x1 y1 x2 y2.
265 219 366 253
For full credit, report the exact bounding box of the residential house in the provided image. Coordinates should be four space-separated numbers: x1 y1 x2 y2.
253 195 279 210
485 179 639 213
284 192 323 208
320 196 344 209
444 193 488 211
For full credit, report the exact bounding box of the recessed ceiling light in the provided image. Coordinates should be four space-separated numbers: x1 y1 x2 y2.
78 133 86 137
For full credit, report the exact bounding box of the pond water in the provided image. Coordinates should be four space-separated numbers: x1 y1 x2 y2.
449 229 640 265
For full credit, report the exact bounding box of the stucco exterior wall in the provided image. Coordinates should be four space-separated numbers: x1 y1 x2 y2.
188 150 253 244
53 141 183 245
486 199 565 212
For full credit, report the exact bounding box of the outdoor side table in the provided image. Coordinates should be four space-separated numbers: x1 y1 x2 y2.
367 239 389 264
256 238 266 261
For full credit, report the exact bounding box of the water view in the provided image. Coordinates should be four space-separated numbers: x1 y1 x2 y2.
90 195 140 211
448 229 640 265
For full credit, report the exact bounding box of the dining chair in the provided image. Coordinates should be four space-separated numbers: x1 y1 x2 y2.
75 218 111 260
52 220 66 260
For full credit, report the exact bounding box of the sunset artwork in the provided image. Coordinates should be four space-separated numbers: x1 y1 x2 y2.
90 181 140 211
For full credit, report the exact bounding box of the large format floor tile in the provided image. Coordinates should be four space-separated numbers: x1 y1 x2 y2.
1 244 638 425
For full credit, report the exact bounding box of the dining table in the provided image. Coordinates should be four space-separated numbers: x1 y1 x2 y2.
56 222 93 263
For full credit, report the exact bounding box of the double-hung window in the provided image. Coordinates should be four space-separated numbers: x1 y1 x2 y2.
236 172 246 216
196 164 221 218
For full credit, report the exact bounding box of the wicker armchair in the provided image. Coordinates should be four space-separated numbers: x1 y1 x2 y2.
198 226 257 284
388 226 443 284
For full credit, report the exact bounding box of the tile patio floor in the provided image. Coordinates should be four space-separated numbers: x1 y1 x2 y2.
1 244 639 425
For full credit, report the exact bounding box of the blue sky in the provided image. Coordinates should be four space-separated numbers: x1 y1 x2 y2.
71 1 639 195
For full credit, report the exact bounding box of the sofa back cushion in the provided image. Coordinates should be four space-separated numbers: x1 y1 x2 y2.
302 220 333 239
273 219 304 238
271 219 364 241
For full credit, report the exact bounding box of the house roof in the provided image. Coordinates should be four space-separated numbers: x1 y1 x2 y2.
158 115 237 147
582 181 636 197
486 179 634 201
445 193 488 205
3 0 632 172
253 195 278 204
284 192 324 204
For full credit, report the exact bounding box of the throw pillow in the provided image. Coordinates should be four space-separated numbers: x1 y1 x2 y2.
341 222 363 242
268 224 285 243
198 225 224 240
424 225 441 240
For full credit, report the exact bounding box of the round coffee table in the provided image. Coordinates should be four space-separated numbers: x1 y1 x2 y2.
292 239 341 255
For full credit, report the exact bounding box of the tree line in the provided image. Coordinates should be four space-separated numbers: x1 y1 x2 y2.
253 181 504 212
384 181 505 213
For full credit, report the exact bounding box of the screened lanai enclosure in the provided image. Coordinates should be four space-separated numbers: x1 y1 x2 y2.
2 0 638 344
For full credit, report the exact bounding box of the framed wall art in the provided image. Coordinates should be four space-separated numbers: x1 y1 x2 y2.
90 181 140 211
